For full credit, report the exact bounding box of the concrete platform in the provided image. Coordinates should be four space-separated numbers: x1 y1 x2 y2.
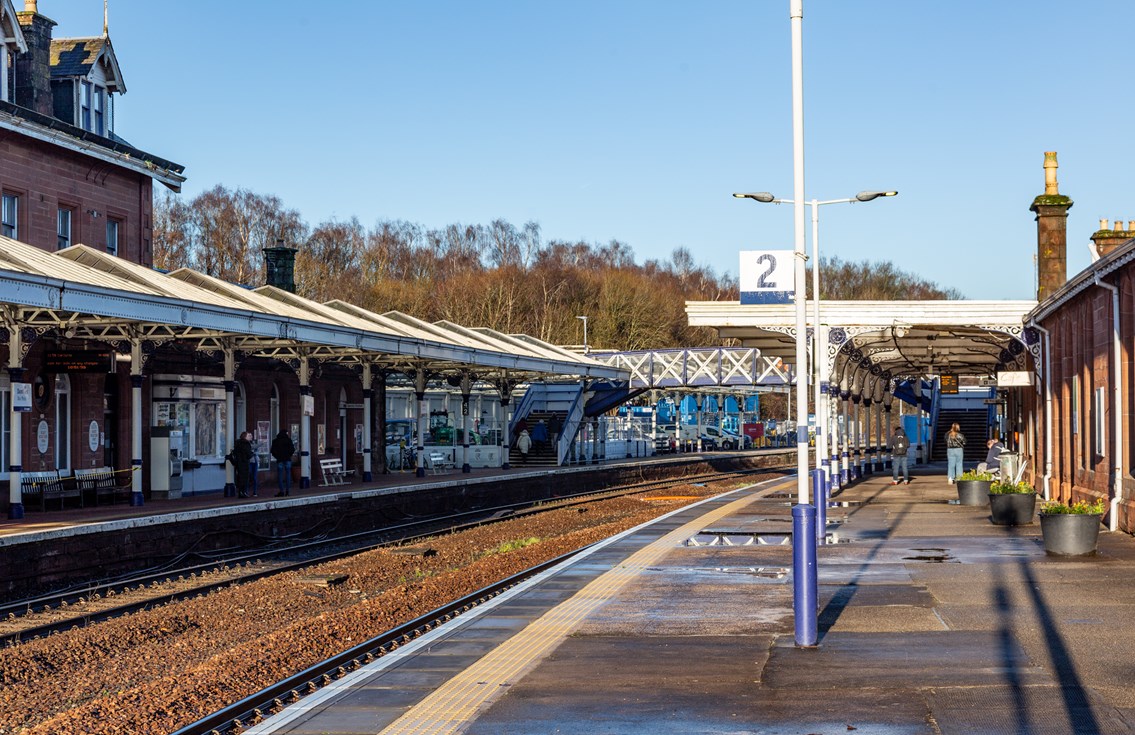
247 466 1135 735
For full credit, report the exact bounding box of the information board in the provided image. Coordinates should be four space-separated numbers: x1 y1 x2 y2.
44 350 113 373
939 373 959 394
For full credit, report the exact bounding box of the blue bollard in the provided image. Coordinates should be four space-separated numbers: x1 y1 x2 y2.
813 470 827 543
792 503 818 646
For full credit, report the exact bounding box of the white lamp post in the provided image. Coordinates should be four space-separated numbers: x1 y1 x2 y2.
733 190 897 495
576 315 589 354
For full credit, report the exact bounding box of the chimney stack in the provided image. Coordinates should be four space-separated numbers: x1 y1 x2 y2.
1089 217 1134 259
264 239 298 293
1030 151 1073 303
14 1 56 116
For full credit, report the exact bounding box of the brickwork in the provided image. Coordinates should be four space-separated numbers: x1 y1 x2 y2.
1035 260 1135 533
0 133 153 264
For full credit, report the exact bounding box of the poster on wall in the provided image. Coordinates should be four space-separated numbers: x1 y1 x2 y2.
317 424 326 455
36 420 49 454
290 423 299 445
354 424 363 453
302 395 315 416
89 420 100 452
256 421 271 447
12 382 31 412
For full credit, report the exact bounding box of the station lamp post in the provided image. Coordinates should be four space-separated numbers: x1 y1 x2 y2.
732 190 897 503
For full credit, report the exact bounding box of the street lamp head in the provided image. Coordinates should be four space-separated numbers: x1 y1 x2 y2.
855 190 898 202
733 192 777 203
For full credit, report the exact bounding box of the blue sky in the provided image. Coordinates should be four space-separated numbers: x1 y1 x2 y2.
45 1 1135 300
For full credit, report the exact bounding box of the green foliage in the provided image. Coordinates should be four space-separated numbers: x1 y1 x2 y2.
1042 498 1106 515
990 481 1034 495
482 537 542 557
958 470 994 482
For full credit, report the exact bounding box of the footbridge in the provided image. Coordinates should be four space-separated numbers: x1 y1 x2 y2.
590 347 791 389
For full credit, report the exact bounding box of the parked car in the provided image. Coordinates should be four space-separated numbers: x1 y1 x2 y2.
679 424 750 450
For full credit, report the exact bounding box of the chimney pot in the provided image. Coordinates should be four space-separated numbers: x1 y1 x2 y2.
24 0 38 13
1128 221 1134 232
1043 151 1059 195
1101 218 1109 230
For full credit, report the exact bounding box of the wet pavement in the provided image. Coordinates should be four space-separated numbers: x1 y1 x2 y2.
471 468 1135 734
254 465 1135 735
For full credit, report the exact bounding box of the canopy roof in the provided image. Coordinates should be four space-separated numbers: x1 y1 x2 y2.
0 236 626 382
686 299 1038 382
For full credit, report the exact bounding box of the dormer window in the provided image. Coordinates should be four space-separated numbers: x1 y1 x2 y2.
79 79 106 134
50 36 124 136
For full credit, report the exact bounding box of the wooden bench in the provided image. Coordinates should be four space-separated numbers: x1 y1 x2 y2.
426 451 454 475
21 470 82 511
74 467 129 505
319 458 356 487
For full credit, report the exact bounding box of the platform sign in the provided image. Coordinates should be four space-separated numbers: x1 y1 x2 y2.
939 373 959 394
44 350 113 373
740 250 794 305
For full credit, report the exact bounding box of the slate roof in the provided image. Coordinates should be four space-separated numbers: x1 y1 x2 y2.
50 37 105 76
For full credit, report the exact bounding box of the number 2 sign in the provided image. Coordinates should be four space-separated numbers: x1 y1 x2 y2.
739 250 794 304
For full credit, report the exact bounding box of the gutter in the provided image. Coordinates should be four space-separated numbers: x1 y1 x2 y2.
1094 275 1124 531
1027 319 1053 501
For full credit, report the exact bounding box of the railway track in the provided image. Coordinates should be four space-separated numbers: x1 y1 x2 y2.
0 465 787 646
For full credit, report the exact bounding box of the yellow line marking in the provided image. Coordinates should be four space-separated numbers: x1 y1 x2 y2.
380 482 787 735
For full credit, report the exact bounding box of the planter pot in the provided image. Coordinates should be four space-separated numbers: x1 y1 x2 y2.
957 480 992 506
1039 513 1103 555
988 492 1037 526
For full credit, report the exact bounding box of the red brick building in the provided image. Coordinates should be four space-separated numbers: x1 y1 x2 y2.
1022 153 1134 533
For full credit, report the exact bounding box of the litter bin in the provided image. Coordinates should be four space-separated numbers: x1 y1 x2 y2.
999 451 1019 483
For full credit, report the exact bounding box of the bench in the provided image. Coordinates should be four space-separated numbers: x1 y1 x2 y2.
21 470 82 512
426 451 454 475
319 458 356 487
74 467 129 505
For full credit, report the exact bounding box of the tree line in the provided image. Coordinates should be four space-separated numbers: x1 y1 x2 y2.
153 185 959 351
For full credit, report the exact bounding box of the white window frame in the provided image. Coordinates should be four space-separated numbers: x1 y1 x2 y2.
57 207 72 249
1094 385 1106 458
55 374 71 471
80 80 92 131
1 193 17 239
93 86 105 135
106 218 120 256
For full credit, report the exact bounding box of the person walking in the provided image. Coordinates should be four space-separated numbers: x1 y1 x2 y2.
229 431 254 498
890 425 911 485
530 419 548 451
271 429 296 497
945 422 966 484
516 428 532 464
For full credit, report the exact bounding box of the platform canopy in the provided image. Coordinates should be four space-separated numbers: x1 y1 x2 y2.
0 236 628 382
686 299 1039 382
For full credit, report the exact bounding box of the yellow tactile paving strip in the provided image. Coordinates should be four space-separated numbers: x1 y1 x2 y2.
379 479 791 735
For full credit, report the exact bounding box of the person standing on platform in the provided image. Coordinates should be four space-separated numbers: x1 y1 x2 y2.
890 425 911 485
517 429 532 463
945 423 966 484
230 431 254 498
271 429 296 497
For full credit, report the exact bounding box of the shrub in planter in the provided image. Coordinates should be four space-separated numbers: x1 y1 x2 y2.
988 481 1036 525
1039 498 1105 555
956 470 994 506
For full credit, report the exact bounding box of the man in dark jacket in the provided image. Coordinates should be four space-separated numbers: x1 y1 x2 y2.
270 429 296 496
230 431 254 498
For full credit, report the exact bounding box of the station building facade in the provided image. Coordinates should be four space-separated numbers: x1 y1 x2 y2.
0 1 620 517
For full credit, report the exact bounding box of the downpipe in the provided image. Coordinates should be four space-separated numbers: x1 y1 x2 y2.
1095 275 1123 532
